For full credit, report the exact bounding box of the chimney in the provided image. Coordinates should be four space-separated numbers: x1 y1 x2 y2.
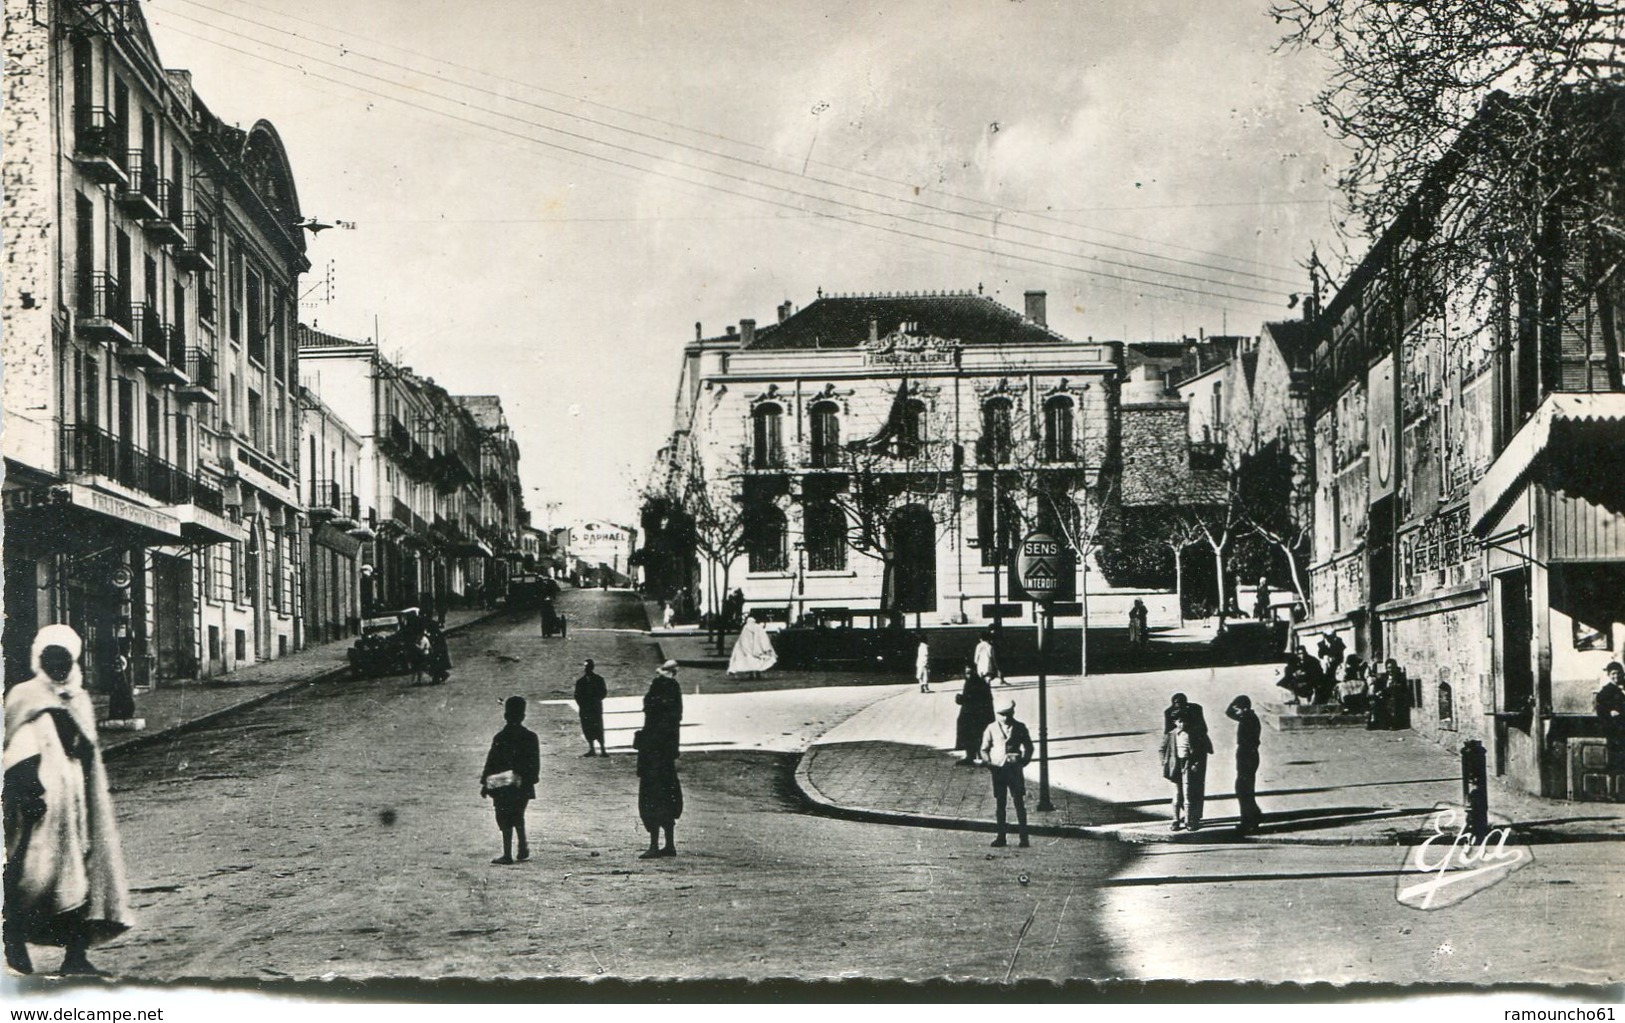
1024 290 1047 327
778 300 792 324
869 319 878 343
726 325 737 338
695 322 702 341
740 319 756 347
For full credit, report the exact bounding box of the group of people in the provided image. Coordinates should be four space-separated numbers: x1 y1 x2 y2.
478 659 686 865
1159 692 1264 834
407 613 453 685
1276 632 1412 729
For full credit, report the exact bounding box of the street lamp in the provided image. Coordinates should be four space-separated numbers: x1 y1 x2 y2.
792 539 807 624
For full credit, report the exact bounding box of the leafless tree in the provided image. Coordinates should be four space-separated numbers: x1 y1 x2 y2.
1277 0 1625 350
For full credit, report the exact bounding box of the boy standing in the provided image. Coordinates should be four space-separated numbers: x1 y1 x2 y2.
481 696 540 864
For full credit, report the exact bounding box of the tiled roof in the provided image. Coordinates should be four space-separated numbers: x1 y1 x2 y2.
719 292 1070 349
297 323 371 350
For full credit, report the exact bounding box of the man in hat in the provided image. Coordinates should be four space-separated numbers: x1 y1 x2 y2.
1225 694 1263 835
574 659 609 757
980 698 1034 848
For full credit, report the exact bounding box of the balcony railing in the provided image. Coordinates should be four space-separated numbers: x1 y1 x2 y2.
185 347 217 390
71 106 126 184
115 152 162 218
178 211 216 272
194 477 224 516
75 272 131 340
115 303 168 373
64 423 194 505
391 495 413 526
149 323 189 385
197 281 216 326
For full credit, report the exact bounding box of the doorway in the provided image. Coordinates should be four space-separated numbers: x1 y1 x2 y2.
154 553 194 680
1495 568 1534 776
887 504 937 613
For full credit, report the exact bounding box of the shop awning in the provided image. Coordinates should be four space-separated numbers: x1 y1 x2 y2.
1469 392 1625 536
3 482 184 551
169 503 249 544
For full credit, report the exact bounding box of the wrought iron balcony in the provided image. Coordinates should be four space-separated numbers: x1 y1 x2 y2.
71 106 127 186
197 280 216 326
177 211 215 272
114 152 161 219
116 303 168 373
148 323 190 386
178 347 218 404
74 272 132 344
63 423 194 505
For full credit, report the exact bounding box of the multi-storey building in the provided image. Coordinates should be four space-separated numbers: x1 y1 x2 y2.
648 290 1127 626
454 395 525 602
298 385 366 644
1304 91 1625 799
298 326 520 616
3 0 308 686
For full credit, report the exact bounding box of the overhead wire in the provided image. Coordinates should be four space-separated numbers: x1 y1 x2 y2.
146 16 1288 313
159 0 1307 290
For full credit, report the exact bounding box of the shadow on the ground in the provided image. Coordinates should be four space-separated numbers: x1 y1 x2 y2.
802 739 1165 828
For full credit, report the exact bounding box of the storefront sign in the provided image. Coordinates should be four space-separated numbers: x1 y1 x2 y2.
65 484 183 538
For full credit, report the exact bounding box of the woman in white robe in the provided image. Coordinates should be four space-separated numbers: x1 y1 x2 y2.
4 624 133 975
727 614 778 679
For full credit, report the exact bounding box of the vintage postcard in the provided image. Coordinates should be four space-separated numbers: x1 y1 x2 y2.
3 0 1623 1003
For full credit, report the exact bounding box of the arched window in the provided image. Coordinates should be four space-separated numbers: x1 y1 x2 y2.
747 503 788 572
1043 395 1075 462
804 501 847 571
899 399 928 457
752 403 783 469
809 400 841 467
981 398 1013 464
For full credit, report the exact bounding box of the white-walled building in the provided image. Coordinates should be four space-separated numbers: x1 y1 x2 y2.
651 289 1124 625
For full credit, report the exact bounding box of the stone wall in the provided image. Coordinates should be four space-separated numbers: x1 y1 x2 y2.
3 0 61 473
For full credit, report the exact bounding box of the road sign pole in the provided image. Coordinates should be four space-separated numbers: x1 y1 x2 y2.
1036 603 1053 812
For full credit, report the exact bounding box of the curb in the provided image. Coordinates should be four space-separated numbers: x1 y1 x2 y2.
103 609 505 759
793 744 1442 849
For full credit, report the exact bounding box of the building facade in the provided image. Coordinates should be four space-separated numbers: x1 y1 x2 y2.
298 326 521 617
1304 94 1625 798
3 0 307 687
298 385 366 644
561 521 636 588
650 290 1131 626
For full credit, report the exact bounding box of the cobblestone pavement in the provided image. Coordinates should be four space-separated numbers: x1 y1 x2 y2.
799 664 1625 844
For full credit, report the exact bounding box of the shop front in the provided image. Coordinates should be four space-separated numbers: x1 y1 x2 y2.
1471 393 1625 800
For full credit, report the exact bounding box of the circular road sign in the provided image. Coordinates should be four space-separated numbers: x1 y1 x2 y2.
1017 532 1063 603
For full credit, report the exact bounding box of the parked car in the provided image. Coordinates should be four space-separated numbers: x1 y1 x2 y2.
773 608 915 673
348 609 424 679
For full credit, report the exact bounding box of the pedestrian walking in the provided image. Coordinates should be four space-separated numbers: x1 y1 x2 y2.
1127 598 1149 649
1253 578 1273 621
1226 695 1263 835
974 630 1006 686
3 625 133 975
981 698 1034 847
1161 693 1213 830
636 660 684 858
480 696 540 865
915 634 931 693
574 658 609 757
955 658 996 765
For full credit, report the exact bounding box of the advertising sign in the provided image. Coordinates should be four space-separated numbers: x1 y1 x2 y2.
1369 354 1396 504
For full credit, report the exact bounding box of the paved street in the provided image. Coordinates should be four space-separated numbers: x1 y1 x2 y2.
89 590 1136 982
74 590 1619 984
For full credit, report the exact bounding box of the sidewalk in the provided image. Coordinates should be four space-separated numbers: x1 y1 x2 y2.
97 608 498 755
795 663 1625 845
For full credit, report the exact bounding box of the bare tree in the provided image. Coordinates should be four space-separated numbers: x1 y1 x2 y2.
829 441 957 614
1276 0 1625 349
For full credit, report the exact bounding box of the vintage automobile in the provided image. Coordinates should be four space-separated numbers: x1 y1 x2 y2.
771 607 915 672
347 609 425 679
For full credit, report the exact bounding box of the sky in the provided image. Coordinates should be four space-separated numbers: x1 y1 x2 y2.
141 0 1348 529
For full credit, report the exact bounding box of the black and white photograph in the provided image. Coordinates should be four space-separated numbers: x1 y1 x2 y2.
3 0 1624 1007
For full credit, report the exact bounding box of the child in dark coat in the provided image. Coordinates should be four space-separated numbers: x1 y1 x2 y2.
481 696 540 864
